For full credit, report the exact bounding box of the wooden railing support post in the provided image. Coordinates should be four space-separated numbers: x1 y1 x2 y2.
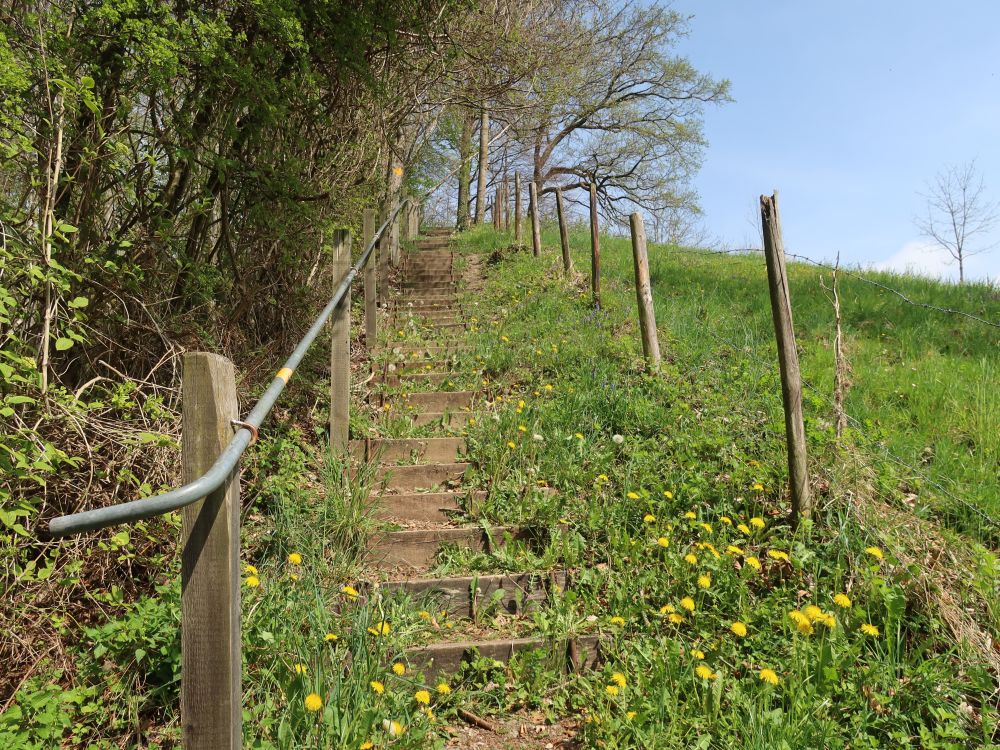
363 209 377 347
377 206 389 307
514 173 523 246
400 200 412 241
760 192 811 523
589 182 601 308
181 352 241 750
555 187 572 274
628 212 661 372
529 182 541 257
330 229 352 451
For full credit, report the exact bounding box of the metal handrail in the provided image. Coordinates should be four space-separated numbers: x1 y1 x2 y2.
49 201 409 537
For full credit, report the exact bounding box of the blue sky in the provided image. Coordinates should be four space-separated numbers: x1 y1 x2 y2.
671 1 1000 282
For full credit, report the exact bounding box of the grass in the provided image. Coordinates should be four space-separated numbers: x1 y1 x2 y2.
5 224 998 748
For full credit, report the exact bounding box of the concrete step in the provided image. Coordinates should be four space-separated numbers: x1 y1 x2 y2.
374 490 484 523
382 570 567 619
376 462 471 492
407 634 602 678
381 390 475 412
366 525 530 569
351 437 466 463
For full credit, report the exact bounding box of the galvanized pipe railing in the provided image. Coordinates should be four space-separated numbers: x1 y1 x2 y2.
49 202 407 538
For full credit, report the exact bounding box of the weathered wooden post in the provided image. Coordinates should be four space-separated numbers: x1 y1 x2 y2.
555 187 572 274
494 186 502 230
760 192 811 523
503 176 511 231
181 352 241 750
363 209 377 347
589 182 601 308
410 201 420 237
377 206 389 306
514 173 523 245
400 200 412 241
529 182 541 257
628 212 661 372
330 229 351 451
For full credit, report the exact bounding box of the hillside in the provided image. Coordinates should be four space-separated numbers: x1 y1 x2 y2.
6 224 996 748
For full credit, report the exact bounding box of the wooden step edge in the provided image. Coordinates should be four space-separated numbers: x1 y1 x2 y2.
373 490 484 523
381 570 568 619
406 634 603 678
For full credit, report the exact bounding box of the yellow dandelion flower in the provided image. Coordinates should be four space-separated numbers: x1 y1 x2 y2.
626 711 637 720
414 690 430 705
730 621 748 637
668 613 685 624
518 424 527 432
604 685 619 696
436 682 451 694
370 680 385 695
803 605 823 622
737 523 751 535
865 546 884 561
657 536 670 548
833 593 852 609
289 573 299 582
789 611 813 635
324 633 338 642
392 663 406 676
544 384 553 391
245 575 261 588
597 474 609 483
384 720 404 736
610 672 627 687
719 516 732 525
767 549 790 562
643 513 656 523
745 556 762 571
684 553 698 565
818 612 837 629
752 482 764 492
518 400 526 409
506 440 516 449
750 517 765 529
699 523 712 534
726 545 744 556
759 668 779 685
368 621 390 636
663 490 673 499
659 603 675 614
341 585 359 599
294 663 308 675
684 511 696 520
680 597 695 612
287 552 302 565
860 623 880 637
627 491 640 499
417 610 431 619
698 574 711 589
304 692 323 711
610 616 626 626
692 649 705 660
576 432 584 440
501 335 509 342
695 665 717 680
360 742 374 750
244 564 258 575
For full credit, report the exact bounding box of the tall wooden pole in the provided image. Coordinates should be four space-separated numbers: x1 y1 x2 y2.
589 182 601 308
377 207 388 306
628 212 661 372
494 186 501 230
529 182 541 257
475 108 489 225
514 173 523 245
503 175 510 231
760 192 811 523
363 209 377 346
387 158 402 267
329 229 351 452
555 187 572 274
181 352 241 750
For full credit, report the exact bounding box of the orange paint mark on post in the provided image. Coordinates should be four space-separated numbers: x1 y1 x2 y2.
276 367 293 383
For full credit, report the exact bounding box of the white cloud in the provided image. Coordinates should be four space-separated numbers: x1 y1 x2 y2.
872 240 1000 283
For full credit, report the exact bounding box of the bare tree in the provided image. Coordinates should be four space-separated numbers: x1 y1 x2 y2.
915 161 998 284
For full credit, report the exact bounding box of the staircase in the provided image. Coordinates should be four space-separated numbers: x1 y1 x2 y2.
354 227 600 684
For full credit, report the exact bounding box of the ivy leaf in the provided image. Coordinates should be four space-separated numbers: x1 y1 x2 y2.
54 337 74 351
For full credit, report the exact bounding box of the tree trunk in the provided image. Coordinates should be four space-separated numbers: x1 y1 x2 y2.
475 107 489 225
456 111 474 229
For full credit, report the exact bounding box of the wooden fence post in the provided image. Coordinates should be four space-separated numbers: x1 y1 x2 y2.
628 212 661 372
363 209 377 347
555 187 572 274
529 182 541 257
494 187 501 230
503 176 510 231
330 229 351 451
760 192 811 523
589 182 601 308
410 202 419 237
181 352 241 750
377 206 388 306
514 173 523 246
400 200 412 241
